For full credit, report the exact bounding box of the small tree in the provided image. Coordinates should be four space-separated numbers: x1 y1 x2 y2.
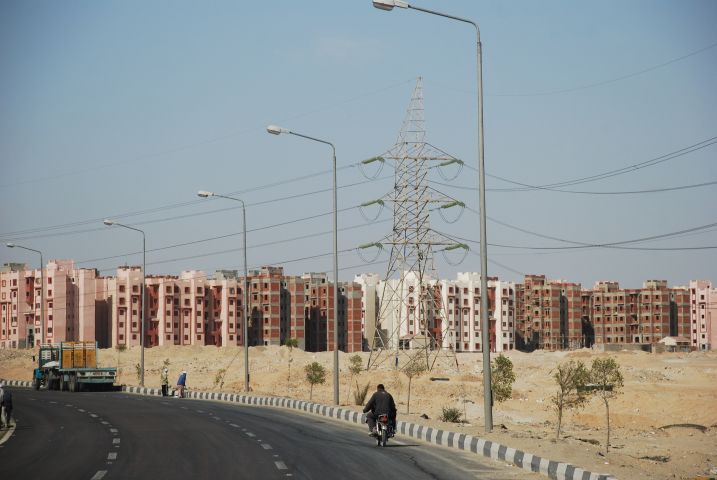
304 361 327 401
551 360 590 439
403 357 427 414
284 337 299 393
589 357 624 454
347 354 363 404
115 344 126 383
490 354 516 404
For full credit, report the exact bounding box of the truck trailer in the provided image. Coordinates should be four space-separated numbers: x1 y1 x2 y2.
33 342 117 392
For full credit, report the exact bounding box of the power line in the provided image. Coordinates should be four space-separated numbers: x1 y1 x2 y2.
472 136 717 192
491 41 717 97
435 178 717 195
0 174 393 242
445 213 717 251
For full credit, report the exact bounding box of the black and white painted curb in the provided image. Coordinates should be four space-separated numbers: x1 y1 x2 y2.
1 379 616 480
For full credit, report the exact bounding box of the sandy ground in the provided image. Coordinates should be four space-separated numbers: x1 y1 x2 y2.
2 346 716 480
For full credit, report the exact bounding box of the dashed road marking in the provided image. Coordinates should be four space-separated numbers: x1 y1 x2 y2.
112 438 121 445
230 423 240 428
107 452 117 460
196 410 204 413
275 461 288 470
90 414 98 418
65 404 73 407
245 432 255 438
78 408 85 412
110 428 118 434
101 421 109 425
212 416 221 421
90 471 107 480
50 401 57 404
261 444 273 450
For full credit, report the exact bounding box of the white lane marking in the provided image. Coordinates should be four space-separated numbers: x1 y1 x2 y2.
212 416 221 421
65 404 73 407
90 471 107 480
112 438 121 444
196 410 204 413
101 421 109 425
245 432 255 437
230 423 240 428
90 414 98 418
261 444 273 450
78 409 85 412
50 401 57 404
110 428 118 434
107 452 117 460
275 461 287 470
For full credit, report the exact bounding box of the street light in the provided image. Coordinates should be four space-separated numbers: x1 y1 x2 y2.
197 190 251 393
6 242 44 347
104 219 146 387
372 0 493 431
267 124 340 406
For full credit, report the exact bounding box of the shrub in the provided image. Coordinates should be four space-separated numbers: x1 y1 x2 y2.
440 406 462 423
353 381 371 405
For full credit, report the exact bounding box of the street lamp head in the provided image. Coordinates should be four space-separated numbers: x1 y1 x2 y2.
103 219 115 226
197 190 214 198
372 0 409 11
6 243 15 248
266 125 289 136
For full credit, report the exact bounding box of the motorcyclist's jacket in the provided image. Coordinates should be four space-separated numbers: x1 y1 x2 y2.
363 390 397 416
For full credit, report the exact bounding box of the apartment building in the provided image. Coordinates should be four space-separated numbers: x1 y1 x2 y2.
517 275 583 351
1 261 108 348
688 280 717 350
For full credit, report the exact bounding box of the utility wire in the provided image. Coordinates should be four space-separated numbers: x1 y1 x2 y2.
471 136 717 192
491 41 717 97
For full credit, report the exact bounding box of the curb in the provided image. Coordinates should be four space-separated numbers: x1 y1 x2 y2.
1 379 616 480
122 385 616 480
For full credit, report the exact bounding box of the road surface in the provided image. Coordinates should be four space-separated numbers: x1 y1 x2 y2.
0 388 539 479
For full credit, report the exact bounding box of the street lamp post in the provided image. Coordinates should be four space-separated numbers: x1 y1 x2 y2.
197 190 251 393
6 243 44 347
267 124 340 406
372 0 493 431
103 219 146 387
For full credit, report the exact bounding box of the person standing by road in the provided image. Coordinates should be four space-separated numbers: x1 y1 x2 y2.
0 383 13 428
0 383 4 428
176 371 187 399
161 366 169 397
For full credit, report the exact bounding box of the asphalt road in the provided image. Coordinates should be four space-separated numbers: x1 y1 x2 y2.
0 388 538 479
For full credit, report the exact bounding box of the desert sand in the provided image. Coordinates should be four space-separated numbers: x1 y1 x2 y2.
2 346 716 480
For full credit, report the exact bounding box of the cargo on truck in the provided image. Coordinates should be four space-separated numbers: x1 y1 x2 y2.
32 341 117 392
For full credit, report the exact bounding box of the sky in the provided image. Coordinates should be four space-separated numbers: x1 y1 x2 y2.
1 0 716 290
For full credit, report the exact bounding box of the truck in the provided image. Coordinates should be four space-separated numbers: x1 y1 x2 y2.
33 341 117 392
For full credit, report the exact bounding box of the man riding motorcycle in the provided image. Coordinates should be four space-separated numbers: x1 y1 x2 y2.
363 384 397 437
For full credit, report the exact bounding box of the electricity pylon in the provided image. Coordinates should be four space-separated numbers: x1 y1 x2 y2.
359 77 466 372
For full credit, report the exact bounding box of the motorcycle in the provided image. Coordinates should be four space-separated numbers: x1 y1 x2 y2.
375 414 394 447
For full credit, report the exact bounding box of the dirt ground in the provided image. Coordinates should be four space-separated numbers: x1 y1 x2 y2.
2 346 716 480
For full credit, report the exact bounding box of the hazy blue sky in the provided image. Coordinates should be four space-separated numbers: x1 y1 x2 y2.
1 0 715 289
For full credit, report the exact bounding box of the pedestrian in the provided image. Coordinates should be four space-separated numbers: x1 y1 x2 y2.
0 383 4 429
176 371 187 399
161 366 169 397
0 383 13 428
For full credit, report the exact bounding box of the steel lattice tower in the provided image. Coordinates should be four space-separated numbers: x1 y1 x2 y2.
362 78 466 371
